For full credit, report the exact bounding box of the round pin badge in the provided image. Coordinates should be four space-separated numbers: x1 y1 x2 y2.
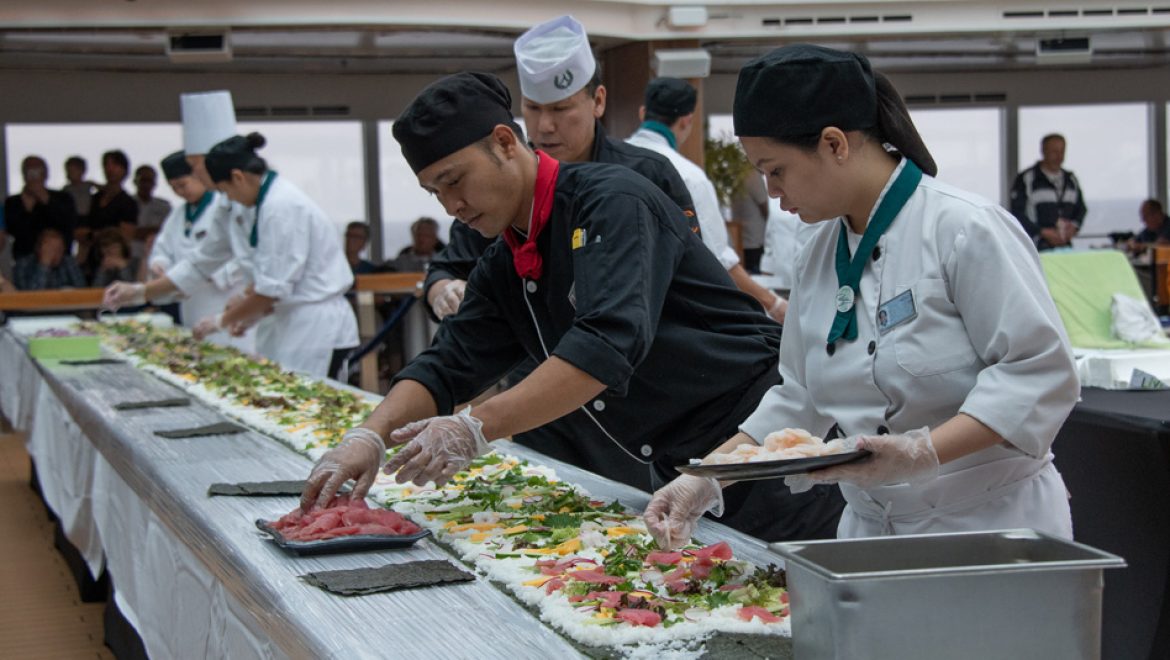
835 286 855 313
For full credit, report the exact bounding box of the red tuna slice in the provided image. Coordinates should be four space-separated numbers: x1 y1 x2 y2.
299 511 343 535
646 550 683 566
617 608 662 627
567 569 625 585
737 606 782 623
690 557 715 580
538 556 591 576
314 525 363 540
341 507 380 526
544 578 566 595
586 591 624 609
690 541 733 561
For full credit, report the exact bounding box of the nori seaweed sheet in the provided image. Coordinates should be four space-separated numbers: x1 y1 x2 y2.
155 421 246 438
59 358 125 366
301 560 474 596
208 480 309 496
114 397 191 410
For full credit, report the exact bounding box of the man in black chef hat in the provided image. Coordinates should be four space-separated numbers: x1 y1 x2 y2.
300 71 844 543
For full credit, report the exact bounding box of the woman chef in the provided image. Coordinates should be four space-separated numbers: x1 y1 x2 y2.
644 44 1079 546
191 133 358 378
146 151 254 352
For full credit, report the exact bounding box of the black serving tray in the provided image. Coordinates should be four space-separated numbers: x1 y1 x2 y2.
676 450 871 482
255 519 431 556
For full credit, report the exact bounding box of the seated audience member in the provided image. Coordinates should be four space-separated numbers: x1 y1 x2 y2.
13 228 86 290
4 155 79 260
90 227 139 287
133 164 172 230
344 221 377 275
1128 199 1170 255
62 155 97 218
0 271 14 293
394 216 445 271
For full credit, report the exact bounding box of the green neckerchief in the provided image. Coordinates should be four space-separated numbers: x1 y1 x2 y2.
826 159 923 345
250 171 277 248
183 191 214 237
640 120 677 150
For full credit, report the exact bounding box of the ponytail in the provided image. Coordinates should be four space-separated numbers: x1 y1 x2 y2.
873 72 937 177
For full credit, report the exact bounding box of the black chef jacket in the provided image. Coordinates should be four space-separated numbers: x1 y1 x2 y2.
423 120 699 314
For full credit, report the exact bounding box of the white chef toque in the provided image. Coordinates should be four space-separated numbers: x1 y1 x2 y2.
513 15 596 105
181 90 237 156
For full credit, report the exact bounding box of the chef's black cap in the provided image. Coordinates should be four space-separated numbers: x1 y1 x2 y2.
644 77 696 118
393 72 523 175
205 133 267 183
160 150 192 180
733 44 876 139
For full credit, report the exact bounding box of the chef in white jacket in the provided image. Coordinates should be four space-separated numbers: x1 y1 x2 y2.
147 151 254 352
644 44 1079 545
627 77 788 322
193 132 358 378
104 90 255 326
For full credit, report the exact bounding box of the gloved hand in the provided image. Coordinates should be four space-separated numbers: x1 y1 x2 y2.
300 427 387 510
767 296 788 324
432 279 467 320
102 281 146 310
784 426 939 493
382 407 489 486
642 475 724 551
192 313 222 340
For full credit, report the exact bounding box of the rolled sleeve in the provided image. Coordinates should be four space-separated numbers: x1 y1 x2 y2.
947 207 1079 457
166 260 206 296
551 327 634 389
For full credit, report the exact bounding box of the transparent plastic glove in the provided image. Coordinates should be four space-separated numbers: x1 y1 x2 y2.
300 427 386 511
192 313 222 340
102 281 145 310
382 407 489 486
433 279 467 320
642 475 724 551
787 427 939 491
767 296 788 324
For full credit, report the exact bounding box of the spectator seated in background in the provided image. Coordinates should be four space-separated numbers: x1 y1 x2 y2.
344 221 377 275
80 149 138 281
62 155 97 218
4 155 79 261
133 164 172 232
90 227 139 288
1128 199 1170 255
392 216 445 272
0 271 13 294
13 227 86 290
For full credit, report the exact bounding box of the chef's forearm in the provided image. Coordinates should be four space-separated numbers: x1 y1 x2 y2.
472 356 606 441
219 291 275 327
359 379 439 444
929 413 1004 465
143 275 178 301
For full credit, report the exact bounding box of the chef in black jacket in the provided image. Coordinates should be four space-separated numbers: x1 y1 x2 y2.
425 15 697 321
423 15 709 491
301 72 843 542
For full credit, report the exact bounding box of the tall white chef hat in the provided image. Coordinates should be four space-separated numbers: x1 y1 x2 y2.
181 90 237 156
514 15 596 104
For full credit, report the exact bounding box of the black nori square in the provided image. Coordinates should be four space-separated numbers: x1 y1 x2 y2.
155 421 247 439
301 560 475 596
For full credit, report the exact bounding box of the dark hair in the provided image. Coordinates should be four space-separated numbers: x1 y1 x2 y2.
35 227 66 250
644 110 680 126
584 67 603 97
134 165 156 179
475 125 528 164
102 150 130 172
1143 199 1164 214
346 221 370 236
205 132 269 183
239 132 269 174
411 217 439 234
1041 133 1066 148
95 227 130 258
769 71 937 177
65 155 86 170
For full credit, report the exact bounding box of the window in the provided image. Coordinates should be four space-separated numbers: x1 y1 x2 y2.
909 107 1002 203
1018 103 1148 238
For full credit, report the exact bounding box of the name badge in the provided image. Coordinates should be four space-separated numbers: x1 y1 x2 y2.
877 289 917 335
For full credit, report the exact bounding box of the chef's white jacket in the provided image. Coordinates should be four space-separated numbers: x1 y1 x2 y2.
741 159 1079 538
626 129 741 270
150 192 254 352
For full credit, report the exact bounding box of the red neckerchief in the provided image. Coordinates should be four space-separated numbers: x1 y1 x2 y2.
503 150 559 280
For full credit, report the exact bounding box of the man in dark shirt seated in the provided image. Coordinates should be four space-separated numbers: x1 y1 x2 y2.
344 221 377 275
1129 199 1170 255
393 216 445 272
3 155 79 261
13 228 86 290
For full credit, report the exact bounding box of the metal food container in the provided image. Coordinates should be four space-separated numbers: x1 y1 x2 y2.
770 529 1125 660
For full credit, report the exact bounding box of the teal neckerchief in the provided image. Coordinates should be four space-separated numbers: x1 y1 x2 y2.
826 159 922 345
640 121 677 150
250 171 277 248
183 191 214 237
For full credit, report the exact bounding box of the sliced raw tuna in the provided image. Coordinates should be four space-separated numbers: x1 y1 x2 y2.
617 608 662 627
262 495 421 542
566 569 625 585
690 541 733 561
646 550 683 566
737 606 782 623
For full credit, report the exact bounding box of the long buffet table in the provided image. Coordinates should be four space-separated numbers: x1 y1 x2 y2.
0 327 791 659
